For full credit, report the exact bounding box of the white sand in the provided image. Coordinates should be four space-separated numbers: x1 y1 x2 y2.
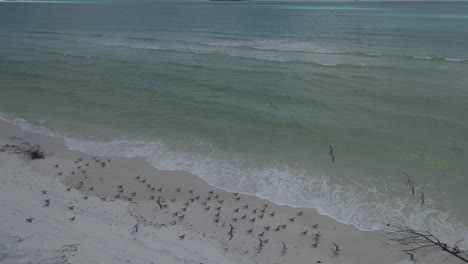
0 120 462 264
0 153 253 264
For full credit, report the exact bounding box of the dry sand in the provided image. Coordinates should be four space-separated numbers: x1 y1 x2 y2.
0 120 461 264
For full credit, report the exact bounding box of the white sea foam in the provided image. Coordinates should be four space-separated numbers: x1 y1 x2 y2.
1 112 467 250
90 37 467 65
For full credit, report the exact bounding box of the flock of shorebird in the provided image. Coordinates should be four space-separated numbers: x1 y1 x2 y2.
19 143 425 263
20 154 343 263
124 174 334 259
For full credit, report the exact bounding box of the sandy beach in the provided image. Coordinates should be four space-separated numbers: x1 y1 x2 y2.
0 119 463 264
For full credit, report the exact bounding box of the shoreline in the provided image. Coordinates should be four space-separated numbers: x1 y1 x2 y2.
0 119 460 264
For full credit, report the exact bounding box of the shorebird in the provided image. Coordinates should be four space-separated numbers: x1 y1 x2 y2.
258 232 264 237
269 212 275 217
170 198 176 203
301 230 308 235
260 208 266 213
58 172 62 176
249 217 256 222
69 216 75 222
214 212 220 217
241 214 247 219
41 191 47 195
242 204 248 209
251 209 257 214
333 243 341 252
141 179 146 183
280 224 287 229
77 166 81 170
228 224 235 241
132 223 139 234
150 195 155 200
264 226 270 231
246 228 253 234
202 201 207 206
88 187 94 191
188 189 193 193
232 218 237 222
420 192 425 206
288 217 295 222
178 234 185 239
268 100 279 110
217 200 224 204
332 243 341 257
281 242 288 255
66 188 71 192
208 190 213 195
68 206 74 210
157 188 162 192
328 145 335 162
233 192 238 196
156 196 164 210
263 239 269 244
258 214 264 219
404 172 416 195
181 207 187 212
25 218 33 223
83 196 88 200
258 238 264 249
176 188 181 192
233 208 239 213
313 231 321 242
78 158 83 162
54 164 59 168
214 194 219 199
204 206 210 211
85 163 89 167
131 192 136 196
215 207 221 211
234 197 240 201
213 218 219 223
297 210 303 216
274 226 280 232
150 186 155 191
263 203 269 208
311 224 318 229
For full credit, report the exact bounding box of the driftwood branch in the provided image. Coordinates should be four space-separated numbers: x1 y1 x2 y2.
1 138 45 160
385 223 468 263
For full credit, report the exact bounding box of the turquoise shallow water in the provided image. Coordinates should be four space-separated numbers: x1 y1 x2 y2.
1 1 468 246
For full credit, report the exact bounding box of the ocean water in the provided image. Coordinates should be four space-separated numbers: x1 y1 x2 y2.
1 1 468 247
